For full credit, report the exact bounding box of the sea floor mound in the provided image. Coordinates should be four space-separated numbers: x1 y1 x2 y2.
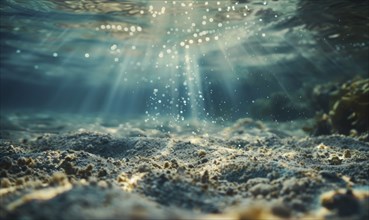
0 114 368 220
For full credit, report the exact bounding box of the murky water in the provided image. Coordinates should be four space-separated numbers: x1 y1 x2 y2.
1 0 368 128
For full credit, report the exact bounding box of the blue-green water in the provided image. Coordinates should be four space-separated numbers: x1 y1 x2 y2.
1 0 368 125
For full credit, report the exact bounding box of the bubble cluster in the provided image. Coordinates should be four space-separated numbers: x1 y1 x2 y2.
90 0 259 64
133 1 264 123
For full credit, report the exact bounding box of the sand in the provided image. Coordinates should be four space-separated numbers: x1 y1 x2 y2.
0 114 368 220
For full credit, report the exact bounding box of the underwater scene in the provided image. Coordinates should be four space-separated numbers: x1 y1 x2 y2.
0 0 368 219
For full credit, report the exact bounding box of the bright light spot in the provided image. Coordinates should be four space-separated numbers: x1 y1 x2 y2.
110 44 117 50
84 53 90 58
53 52 58 57
200 30 208 35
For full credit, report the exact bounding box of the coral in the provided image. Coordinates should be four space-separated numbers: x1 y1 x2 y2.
330 78 369 134
311 78 369 140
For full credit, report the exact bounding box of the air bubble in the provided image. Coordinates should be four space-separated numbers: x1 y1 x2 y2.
110 44 117 50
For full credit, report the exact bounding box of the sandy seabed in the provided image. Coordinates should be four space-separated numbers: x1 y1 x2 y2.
0 113 368 220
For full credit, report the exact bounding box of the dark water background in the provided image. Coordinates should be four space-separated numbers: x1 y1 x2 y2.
0 0 368 126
